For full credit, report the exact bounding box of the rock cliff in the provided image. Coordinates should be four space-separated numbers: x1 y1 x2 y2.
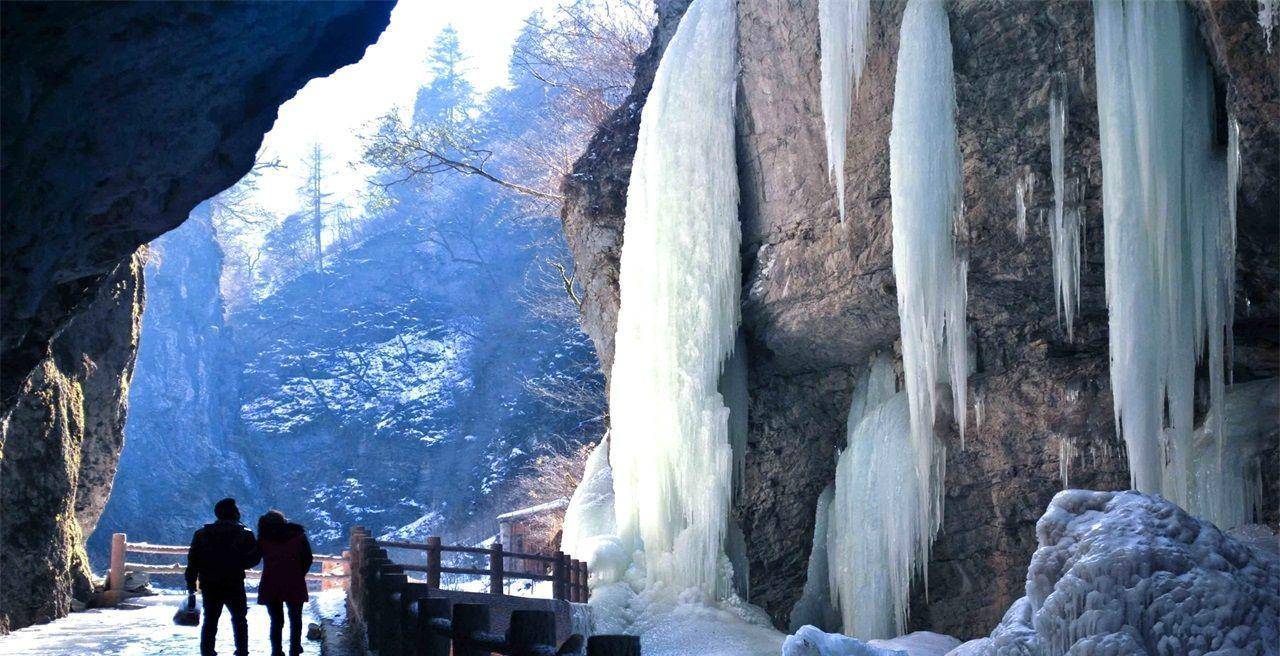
0 2 391 631
93 205 254 554
0 254 144 632
560 0 1279 638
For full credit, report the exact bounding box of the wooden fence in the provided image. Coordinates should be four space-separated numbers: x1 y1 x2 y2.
380 535 590 602
350 526 640 656
106 532 347 596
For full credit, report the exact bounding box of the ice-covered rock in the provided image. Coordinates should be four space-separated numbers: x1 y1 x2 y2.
959 490 1280 655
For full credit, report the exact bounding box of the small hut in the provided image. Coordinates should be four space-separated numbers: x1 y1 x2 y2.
496 498 569 574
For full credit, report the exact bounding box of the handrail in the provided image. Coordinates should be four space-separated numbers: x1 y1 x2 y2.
347 526 640 656
381 540 559 564
378 535 589 602
106 533 349 595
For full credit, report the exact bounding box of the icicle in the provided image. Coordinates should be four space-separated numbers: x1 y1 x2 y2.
828 354 941 639
889 0 966 499
1093 0 1236 507
788 485 840 633
1049 78 1082 340
608 0 740 598
1261 0 1278 52
819 0 871 222
1059 438 1073 488
1014 172 1032 243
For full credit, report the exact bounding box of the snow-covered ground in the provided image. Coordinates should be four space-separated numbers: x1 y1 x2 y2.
0 589 345 656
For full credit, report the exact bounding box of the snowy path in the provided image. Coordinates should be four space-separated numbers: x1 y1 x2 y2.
0 590 343 656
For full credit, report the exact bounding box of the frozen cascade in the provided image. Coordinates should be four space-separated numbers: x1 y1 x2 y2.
819 0 870 222
1048 80 1081 339
1093 0 1237 505
607 0 741 598
1187 378 1278 530
561 437 625 587
828 354 942 639
887 0 965 573
788 484 840 633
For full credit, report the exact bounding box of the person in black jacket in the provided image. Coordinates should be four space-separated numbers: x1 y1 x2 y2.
186 498 262 656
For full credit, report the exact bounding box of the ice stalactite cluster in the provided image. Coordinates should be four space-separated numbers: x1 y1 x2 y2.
819 0 870 222
963 490 1280 655
827 354 942 639
1093 0 1237 506
1048 79 1081 340
788 485 840 633
607 0 741 598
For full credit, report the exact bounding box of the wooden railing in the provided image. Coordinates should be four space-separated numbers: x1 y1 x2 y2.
349 527 640 656
106 532 348 596
381 535 590 602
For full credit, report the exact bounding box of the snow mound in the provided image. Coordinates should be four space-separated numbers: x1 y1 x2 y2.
784 626 960 656
959 490 1280 655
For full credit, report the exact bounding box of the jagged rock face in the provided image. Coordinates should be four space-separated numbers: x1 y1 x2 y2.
0 254 144 632
0 1 394 413
0 3 391 632
560 0 1279 639
93 206 254 554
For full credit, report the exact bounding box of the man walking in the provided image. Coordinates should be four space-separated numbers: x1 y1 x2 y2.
186 498 262 656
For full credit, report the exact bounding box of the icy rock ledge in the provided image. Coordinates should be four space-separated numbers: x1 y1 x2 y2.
955 490 1280 655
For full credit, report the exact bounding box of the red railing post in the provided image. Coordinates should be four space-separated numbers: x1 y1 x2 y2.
489 541 504 595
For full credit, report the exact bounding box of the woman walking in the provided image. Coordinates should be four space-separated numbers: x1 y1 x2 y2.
257 510 313 656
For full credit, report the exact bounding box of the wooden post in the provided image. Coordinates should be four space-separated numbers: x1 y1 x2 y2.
451 603 490 656
414 596 451 656
579 560 590 601
588 635 642 656
426 536 441 589
489 542 504 595
109 533 127 593
571 558 584 602
552 551 567 600
507 610 556 650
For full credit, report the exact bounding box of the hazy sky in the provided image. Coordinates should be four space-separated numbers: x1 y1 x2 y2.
249 0 558 220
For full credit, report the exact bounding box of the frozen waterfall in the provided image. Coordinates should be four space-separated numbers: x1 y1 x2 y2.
819 0 871 222
788 485 840 633
827 354 940 639
1048 79 1081 340
1093 0 1237 504
888 0 965 522
607 0 741 598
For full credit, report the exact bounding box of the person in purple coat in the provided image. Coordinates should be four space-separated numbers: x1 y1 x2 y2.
256 510 314 656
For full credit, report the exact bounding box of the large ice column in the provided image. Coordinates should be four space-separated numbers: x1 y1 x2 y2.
607 0 740 598
1093 0 1237 503
1048 79 1081 340
888 0 966 501
827 354 941 639
819 0 871 222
